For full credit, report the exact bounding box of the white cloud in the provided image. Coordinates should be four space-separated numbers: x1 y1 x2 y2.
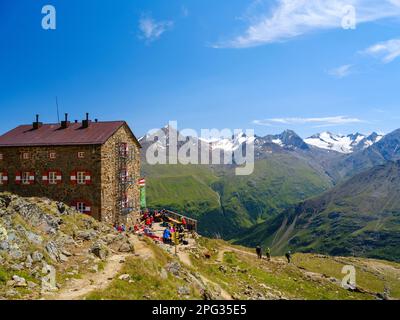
253 116 365 127
327 64 353 78
139 14 173 43
216 0 400 48
362 38 400 63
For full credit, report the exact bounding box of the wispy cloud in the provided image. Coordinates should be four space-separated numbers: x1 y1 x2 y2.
362 38 400 63
253 116 366 127
181 6 189 18
327 64 354 78
215 0 400 48
139 14 173 43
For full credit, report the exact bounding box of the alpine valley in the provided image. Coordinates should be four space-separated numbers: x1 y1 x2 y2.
141 126 400 262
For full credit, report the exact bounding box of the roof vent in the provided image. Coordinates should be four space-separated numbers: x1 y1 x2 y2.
32 114 43 130
82 113 90 128
61 113 70 129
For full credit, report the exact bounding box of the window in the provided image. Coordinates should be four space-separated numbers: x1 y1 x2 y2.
49 152 56 159
120 143 129 157
77 171 86 184
43 170 62 185
48 171 57 185
78 152 85 159
75 201 91 214
71 170 91 185
0 172 6 185
22 152 30 160
120 168 128 182
121 193 128 208
22 172 31 185
76 202 86 213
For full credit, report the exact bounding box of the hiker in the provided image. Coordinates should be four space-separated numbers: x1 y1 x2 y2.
145 216 152 228
181 217 187 229
163 227 171 244
256 245 262 259
178 224 185 234
285 251 292 264
265 247 271 261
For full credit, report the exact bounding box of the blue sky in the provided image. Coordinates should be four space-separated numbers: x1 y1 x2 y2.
1 0 400 138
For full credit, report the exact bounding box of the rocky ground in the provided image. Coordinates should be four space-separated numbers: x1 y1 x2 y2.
0 192 135 300
1 192 400 300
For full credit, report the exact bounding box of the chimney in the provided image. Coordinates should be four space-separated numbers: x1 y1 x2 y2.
32 114 43 130
61 113 70 129
82 113 90 128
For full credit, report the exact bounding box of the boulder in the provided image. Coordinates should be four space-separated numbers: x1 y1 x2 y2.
25 231 43 245
90 242 108 260
177 286 191 296
118 239 135 253
32 251 43 262
118 274 131 281
25 254 33 268
12 275 27 287
46 241 68 263
165 262 181 276
75 229 97 241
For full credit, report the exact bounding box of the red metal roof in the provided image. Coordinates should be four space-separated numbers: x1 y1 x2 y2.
0 121 139 147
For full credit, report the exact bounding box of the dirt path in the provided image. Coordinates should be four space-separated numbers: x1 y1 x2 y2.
176 248 233 300
48 235 154 300
131 235 155 260
48 252 130 300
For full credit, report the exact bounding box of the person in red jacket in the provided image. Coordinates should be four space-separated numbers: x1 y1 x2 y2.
181 217 187 229
145 217 152 228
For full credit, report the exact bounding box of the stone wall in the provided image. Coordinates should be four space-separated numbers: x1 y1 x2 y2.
0 145 102 219
100 124 141 224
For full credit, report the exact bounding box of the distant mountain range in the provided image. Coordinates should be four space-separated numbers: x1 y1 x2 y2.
190 130 383 155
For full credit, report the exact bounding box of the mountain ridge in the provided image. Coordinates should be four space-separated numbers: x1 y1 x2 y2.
235 160 400 262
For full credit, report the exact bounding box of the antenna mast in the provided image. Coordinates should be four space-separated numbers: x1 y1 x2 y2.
56 96 60 123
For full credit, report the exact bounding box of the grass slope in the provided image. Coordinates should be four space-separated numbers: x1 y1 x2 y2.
142 153 332 238
236 161 400 262
86 238 400 300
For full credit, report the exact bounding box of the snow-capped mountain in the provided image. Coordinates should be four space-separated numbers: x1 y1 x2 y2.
204 132 256 152
304 132 383 154
264 130 310 151
139 125 384 158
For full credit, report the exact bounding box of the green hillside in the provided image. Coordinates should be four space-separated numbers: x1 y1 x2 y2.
236 161 400 262
142 153 332 238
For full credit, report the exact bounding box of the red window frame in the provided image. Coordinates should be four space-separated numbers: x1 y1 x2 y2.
42 170 62 185
120 143 129 157
70 170 92 185
71 199 92 214
0 171 8 185
16 170 35 185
